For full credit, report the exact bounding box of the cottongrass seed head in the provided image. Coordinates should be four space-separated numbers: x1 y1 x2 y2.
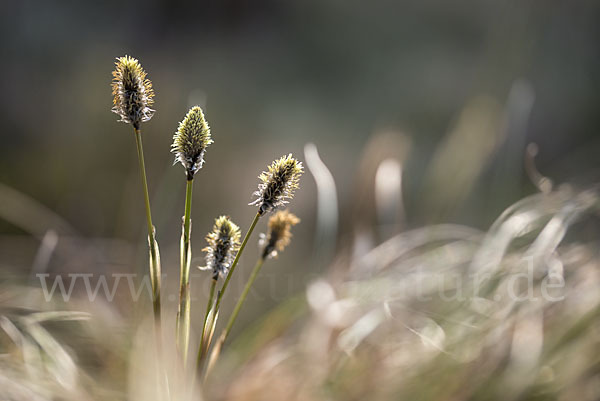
250 154 303 215
111 55 154 129
201 216 241 279
260 209 300 259
171 106 213 180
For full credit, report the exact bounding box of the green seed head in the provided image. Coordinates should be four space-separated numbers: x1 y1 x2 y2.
111 55 155 129
260 210 300 259
202 216 241 279
171 106 213 180
250 154 303 215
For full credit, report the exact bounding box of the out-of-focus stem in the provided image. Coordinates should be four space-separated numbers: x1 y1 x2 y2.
195 278 217 375
222 256 265 343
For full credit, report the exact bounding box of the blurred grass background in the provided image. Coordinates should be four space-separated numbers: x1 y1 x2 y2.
0 0 599 341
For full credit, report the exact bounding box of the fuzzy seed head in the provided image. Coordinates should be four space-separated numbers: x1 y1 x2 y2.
202 216 241 279
111 55 155 128
250 154 303 215
260 210 300 259
171 106 213 180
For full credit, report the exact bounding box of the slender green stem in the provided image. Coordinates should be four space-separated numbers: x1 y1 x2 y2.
195 278 217 374
222 256 265 343
212 212 261 315
176 178 194 364
133 127 161 325
133 127 166 397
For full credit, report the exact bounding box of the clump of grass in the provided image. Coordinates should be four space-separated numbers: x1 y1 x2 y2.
3 182 598 401
208 185 600 401
110 57 305 386
6 54 600 401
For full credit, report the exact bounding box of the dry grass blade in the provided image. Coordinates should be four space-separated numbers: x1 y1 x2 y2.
211 186 600 401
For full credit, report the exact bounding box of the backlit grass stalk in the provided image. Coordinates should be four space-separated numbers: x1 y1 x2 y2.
212 154 303 316
176 179 193 362
111 55 162 327
198 212 258 378
134 128 162 324
196 216 241 374
202 156 303 377
111 55 165 396
172 106 213 363
220 210 300 349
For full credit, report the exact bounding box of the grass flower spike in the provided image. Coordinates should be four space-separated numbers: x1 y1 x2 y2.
260 210 300 259
196 216 240 369
111 55 154 129
251 154 304 215
171 106 213 180
202 216 241 280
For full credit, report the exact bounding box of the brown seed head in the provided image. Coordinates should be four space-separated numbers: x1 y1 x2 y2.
260 210 300 259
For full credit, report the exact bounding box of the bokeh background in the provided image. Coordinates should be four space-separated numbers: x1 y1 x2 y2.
1 0 599 329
